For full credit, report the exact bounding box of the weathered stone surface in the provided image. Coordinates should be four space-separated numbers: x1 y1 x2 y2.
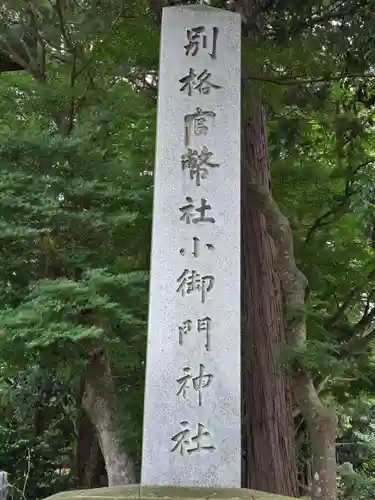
141 5 241 488
42 485 306 500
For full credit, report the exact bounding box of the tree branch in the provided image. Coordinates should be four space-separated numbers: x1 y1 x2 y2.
304 159 374 246
304 198 352 246
55 0 75 52
346 327 375 355
353 304 375 333
73 8 124 81
27 1 46 77
66 48 77 136
247 181 307 345
325 267 375 328
248 72 375 86
288 8 356 35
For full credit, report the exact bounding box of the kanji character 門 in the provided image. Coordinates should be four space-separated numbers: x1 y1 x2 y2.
177 364 213 406
197 316 212 351
181 146 220 187
184 26 219 59
179 68 222 96
178 319 192 346
179 197 216 224
176 269 215 303
171 421 215 455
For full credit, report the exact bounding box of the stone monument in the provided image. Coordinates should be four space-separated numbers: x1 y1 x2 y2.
42 5 304 500
141 4 241 488
0 471 8 500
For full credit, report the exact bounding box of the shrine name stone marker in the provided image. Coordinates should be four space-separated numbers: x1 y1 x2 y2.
141 5 241 488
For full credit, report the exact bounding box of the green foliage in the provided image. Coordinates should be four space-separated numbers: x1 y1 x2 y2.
337 467 375 500
3 0 375 496
252 0 375 491
0 369 75 500
0 0 158 495
282 340 351 380
337 401 375 474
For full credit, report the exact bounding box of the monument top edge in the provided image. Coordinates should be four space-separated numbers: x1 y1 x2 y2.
162 5 241 16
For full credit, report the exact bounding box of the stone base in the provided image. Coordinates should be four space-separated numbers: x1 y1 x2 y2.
43 485 307 500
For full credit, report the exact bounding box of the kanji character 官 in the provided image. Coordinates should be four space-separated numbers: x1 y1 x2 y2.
184 107 216 146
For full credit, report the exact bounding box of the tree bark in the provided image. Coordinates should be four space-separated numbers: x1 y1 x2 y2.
234 0 298 494
245 173 338 500
75 410 107 488
241 86 299 496
294 375 337 500
82 349 136 486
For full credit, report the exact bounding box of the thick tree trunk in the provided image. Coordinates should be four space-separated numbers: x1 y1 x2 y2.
75 410 107 488
241 90 298 496
242 112 338 500
235 3 337 499
82 349 136 486
233 0 298 494
294 375 337 500
243 156 339 500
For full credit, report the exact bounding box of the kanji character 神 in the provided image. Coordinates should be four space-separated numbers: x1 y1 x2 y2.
177 364 213 406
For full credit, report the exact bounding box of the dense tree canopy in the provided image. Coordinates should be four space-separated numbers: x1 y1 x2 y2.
2 0 375 499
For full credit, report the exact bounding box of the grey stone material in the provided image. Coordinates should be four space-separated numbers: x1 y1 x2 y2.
141 5 241 488
0 471 7 500
42 485 305 500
